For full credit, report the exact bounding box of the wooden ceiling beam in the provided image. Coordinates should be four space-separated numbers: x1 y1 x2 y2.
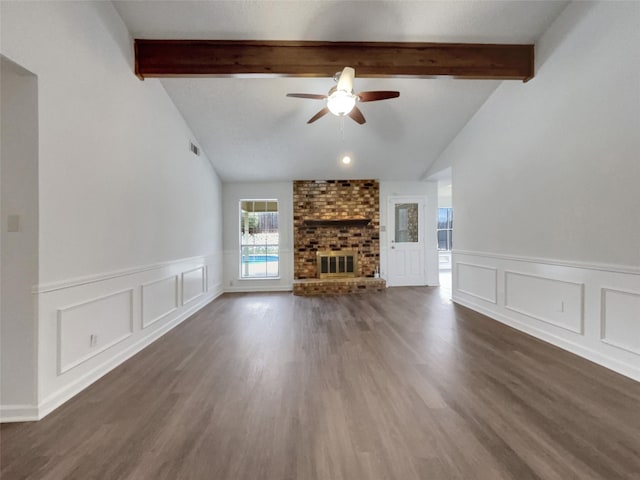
134 40 534 82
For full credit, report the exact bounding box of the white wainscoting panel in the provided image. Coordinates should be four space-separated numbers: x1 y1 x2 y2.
57 289 134 374
456 262 497 303
601 288 640 355
182 267 205 305
206 265 214 290
0 254 225 423
505 271 584 334
452 251 640 382
141 275 179 329
206 263 224 298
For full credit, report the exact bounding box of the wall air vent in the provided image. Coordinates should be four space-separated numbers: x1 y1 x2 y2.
189 142 200 156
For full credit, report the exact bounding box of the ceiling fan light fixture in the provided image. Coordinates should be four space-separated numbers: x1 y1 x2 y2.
287 66 398 125
326 90 357 116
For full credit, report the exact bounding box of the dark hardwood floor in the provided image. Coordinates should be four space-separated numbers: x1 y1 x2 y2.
2 287 639 479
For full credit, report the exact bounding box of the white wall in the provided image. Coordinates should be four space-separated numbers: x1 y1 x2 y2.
441 1 639 267
380 181 439 286
222 182 293 292
438 184 452 209
1 1 223 283
0 2 224 421
437 2 640 380
0 58 39 410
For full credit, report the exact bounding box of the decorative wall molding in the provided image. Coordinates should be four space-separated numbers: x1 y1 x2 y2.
1 253 224 424
452 294 640 383
205 265 223 292
34 254 217 294
57 289 134 374
601 287 640 355
141 275 179 329
504 270 584 334
452 251 640 383
182 266 205 305
38 290 222 422
453 249 640 276
455 262 498 304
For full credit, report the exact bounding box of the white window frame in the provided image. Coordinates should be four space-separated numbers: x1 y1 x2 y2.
238 199 280 279
437 207 453 251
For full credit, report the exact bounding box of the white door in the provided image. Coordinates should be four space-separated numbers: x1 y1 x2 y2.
387 197 426 286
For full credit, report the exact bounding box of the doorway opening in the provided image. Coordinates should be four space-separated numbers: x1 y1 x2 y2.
437 180 452 298
1 56 39 414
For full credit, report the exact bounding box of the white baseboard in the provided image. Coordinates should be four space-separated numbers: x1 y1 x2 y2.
0 404 39 423
452 295 640 382
224 285 292 293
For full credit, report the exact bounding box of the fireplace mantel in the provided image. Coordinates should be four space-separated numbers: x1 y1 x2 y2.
302 218 371 228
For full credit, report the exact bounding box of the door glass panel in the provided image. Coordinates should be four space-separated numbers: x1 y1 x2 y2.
394 203 419 243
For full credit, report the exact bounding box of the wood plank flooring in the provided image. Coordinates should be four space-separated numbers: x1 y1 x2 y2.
2 287 639 479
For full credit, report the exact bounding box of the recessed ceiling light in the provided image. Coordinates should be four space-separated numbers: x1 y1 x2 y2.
342 155 352 165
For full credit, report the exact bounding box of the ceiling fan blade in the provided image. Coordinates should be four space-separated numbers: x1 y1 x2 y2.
286 93 327 100
307 108 330 124
357 91 400 102
337 67 355 92
348 106 366 125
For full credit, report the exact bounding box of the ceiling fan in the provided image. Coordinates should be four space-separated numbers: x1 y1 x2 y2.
286 67 400 125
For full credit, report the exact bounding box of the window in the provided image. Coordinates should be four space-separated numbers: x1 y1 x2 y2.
437 208 453 251
240 200 279 278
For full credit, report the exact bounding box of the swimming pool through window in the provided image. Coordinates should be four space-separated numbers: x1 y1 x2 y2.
240 200 279 278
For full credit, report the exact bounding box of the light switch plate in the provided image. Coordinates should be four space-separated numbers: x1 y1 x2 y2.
7 214 20 232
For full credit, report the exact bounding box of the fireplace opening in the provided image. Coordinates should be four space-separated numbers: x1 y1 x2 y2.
317 250 357 278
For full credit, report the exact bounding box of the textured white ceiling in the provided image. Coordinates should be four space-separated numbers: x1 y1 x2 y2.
113 0 569 182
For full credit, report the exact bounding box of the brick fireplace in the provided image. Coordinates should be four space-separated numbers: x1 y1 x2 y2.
292 179 386 296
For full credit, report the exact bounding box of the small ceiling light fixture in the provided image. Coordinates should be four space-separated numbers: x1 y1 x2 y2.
341 155 352 165
327 67 357 116
327 88 357 116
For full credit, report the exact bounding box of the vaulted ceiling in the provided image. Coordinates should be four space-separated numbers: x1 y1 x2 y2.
113 0 569 182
